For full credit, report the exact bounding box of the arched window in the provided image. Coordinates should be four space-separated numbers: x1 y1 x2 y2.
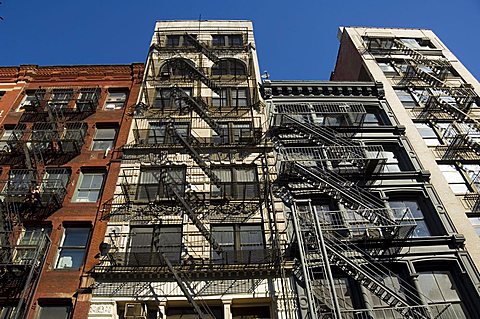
211 59 247 77
159 58 195 77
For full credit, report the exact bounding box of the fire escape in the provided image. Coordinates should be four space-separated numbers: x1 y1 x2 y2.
386 39 480 219
93 31 282 317
269 100 455 318
0 87 95 318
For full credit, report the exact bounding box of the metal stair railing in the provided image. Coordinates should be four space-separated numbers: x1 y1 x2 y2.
282 115 362 150
159 169 224 256
167 124 223 187
290 163 397 228
184 33 220 63
169 59 222 94
170 87 223 134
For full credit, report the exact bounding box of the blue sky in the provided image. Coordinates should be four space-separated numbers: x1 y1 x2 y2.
0 0 479 80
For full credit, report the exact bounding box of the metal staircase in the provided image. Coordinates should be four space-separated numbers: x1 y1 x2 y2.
170 87 223 134
167 124 223 187
165 59 222 94
184 33 220 63
287 163 395 228
159 169 224 255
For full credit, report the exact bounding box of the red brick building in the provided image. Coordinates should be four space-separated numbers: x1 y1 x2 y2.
0 63 143 319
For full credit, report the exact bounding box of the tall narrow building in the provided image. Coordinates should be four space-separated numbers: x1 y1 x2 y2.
88 20 290 319
332 27 480 267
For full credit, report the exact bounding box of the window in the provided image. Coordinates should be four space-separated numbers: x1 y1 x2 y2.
18 89 45 111
400 38 435 49
153 88 191 109
417 270 469 318
76 88 100 112
232 306 271 319
369 273 407 317
365 37 396 50
56 227 90 269
212 34 243 47
211 166 259 199
160 58 194 77
128 225 182 266
73 171 105 202
37 305 70 319
394 89 417 109
438 164 470 194
146 122 189 145
104 90 128 110
462 164 480 189
374 144 410 173
167 306 223 319
136 167 186 201
415 123 441 146
211 59 247 77
363 107 388 126
166 34 196 47
212 88 249 108
213 122 253 145
0 91 5 101
389 199 431 237
211 224 265 264
92 127 117 151
378 62 397 74
0 127 13 151
6 169 34 194
49 89 73 110
15 227 50 264
42 168 70 192
468 217 480 236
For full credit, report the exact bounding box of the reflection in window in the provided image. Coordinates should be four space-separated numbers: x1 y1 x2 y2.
438 165 470 194
211 224 265 264
56 227 90 269
211 59 246 76
128 225 182 266
417 270 469 318
136 167 186 201
389 199 431 237
415 123 441 146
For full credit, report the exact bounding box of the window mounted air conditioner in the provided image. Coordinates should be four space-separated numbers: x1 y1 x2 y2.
124 302 146 319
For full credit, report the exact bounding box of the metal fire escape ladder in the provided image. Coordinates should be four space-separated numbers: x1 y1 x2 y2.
284 115 362 150
291 163 395 227
170 87 223 135
184 33 220 63
324 236 431 319
170 59 222 94
163 254 210 319
160 169 223 255
167 124 223 187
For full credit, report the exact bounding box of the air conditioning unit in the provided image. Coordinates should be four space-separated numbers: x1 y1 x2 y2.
124 303 146 319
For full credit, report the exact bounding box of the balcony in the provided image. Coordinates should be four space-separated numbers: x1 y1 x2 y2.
7 122 87 160
0 168 69 220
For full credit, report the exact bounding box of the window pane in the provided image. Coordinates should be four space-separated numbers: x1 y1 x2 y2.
57 249 86 268
63 228 89 246
38 306 69 319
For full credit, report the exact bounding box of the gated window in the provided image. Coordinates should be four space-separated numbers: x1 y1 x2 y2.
146 122 189 144
211 166 259 199
128 225 182 266
211 59 247 76
136 167 186 201
153 88 191 109
389 199 431 237
49 89 73 110
15 227 50 264
212 88 249 108
211 224 265 264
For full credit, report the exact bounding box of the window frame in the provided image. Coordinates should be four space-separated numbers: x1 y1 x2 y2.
55 227 90 270
104 89 128 110
211 224 265 264
72 170 105 203
91 126 117 151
